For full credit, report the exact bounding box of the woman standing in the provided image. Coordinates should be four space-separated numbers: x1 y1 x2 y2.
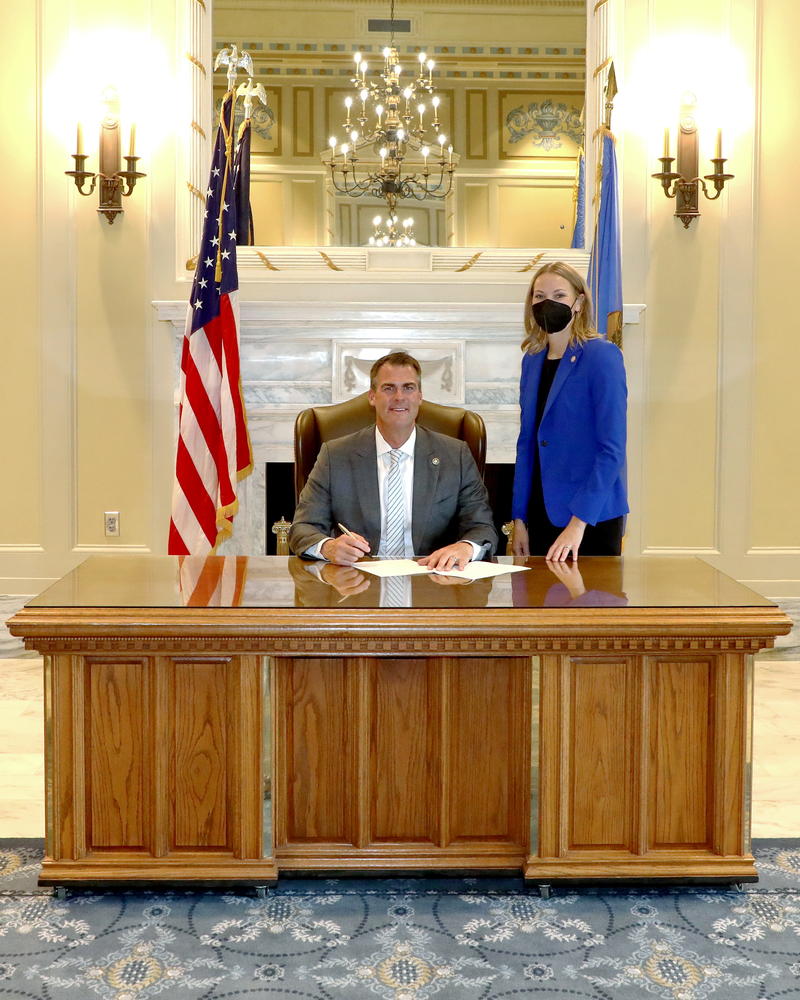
511 261 628 560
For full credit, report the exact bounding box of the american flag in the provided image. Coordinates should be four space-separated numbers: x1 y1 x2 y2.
169 92 252 554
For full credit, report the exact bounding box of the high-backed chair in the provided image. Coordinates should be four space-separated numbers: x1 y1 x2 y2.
271 393 487 555
293 392 487 499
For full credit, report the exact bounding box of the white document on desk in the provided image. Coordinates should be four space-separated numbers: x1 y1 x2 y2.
355 559 432 578
429 561 530 581
355 559 530 580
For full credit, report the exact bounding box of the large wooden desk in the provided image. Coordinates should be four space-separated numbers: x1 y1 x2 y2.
9 554 791 890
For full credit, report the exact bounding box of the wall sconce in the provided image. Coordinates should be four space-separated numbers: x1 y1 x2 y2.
652 92 733 228
65 87 145 225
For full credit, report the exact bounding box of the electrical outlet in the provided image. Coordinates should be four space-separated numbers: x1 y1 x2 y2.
104 511 120 537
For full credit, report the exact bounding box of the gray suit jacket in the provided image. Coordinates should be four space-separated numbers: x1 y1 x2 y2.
288 425 498 557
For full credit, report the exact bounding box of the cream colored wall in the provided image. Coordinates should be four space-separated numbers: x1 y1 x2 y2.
2 0 799 594
751 2 800 550
1 0 181 589
615 0 799 591
0 4 41 548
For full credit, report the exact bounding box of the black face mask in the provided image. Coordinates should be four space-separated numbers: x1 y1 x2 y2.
532 298 574 334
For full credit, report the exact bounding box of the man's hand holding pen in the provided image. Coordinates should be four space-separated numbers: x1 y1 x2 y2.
320 523 371 565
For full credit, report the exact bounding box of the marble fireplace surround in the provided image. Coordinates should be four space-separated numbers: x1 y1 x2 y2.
155 289 644 555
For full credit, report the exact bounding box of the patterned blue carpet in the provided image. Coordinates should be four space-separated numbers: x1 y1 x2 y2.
2 841 800 999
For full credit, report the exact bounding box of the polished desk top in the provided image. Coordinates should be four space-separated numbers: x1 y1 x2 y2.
25 554 774 610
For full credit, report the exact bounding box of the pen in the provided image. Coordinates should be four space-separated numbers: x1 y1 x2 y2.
337 522 355 537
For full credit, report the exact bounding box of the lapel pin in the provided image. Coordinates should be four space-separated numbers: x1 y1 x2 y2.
431 456 440 466
570 355 576 363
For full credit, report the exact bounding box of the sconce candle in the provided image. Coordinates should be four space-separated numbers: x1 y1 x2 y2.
715 128 722 160
76 123 84 157
128 123 136 158
663 127 670 158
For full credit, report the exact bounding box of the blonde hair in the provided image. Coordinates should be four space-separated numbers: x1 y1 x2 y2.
521 261 598 353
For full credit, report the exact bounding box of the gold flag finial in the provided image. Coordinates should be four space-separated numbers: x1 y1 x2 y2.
604 62 618 130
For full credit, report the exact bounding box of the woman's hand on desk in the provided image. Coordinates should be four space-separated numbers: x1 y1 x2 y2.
546 516 587 562
511 519 530 556
321 533 370 565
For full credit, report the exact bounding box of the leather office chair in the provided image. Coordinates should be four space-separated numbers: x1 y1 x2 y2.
272 393 487 554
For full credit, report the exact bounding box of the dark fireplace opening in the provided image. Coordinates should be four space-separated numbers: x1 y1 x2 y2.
265 461 515 555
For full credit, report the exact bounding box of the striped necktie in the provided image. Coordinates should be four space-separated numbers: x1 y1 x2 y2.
383 448 406 558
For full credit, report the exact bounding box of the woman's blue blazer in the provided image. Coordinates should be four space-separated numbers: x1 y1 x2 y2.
511 337 628 527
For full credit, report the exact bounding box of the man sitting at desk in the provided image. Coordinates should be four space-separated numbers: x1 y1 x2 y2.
288 351 498 572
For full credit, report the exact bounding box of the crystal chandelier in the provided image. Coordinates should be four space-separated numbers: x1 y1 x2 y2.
324 0 456 215
367 214 421 247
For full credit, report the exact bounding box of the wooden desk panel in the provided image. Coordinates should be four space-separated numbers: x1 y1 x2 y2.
534 649 755 881
274 655 530 869
8 555 791 888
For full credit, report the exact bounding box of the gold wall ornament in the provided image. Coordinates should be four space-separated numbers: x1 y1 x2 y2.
318 250 344 271
455 252 483 271
186 254 198 271
186 181 205 203
255 251 281 271
592 55 612 79
191 121 207 139
517 252 545 272
652 92 734 228
185 52 207 76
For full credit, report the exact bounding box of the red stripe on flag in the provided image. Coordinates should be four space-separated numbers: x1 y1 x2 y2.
168 518 189 556
181 329 236 510
175 434 218 547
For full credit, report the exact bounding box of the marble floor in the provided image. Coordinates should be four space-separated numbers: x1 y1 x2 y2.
1 595 798 840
